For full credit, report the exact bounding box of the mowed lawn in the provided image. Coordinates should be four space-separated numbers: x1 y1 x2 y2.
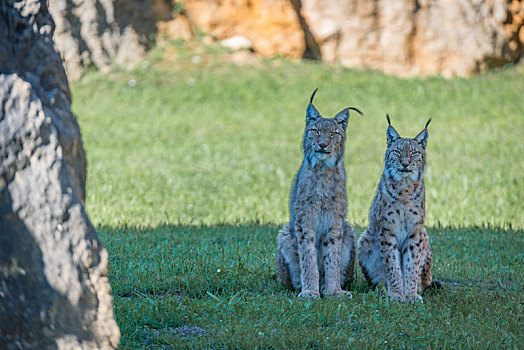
72 42 524 348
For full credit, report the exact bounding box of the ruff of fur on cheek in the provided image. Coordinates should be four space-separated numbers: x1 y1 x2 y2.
386 166 422 183
409 171 421 182
307 150 340 169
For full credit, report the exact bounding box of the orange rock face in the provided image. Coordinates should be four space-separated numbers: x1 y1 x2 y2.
158 15 194 41
300 0 521 77
183 0 305 59
507 0 524 60
51 0 523 78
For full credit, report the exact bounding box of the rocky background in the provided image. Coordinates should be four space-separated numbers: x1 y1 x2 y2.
49 0 523 78
0 0 120 348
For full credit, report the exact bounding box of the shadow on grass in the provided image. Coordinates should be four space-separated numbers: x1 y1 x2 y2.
97 224 523 349
95 223 523 300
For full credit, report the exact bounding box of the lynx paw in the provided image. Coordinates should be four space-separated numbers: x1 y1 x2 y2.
298 290 320 299
387 292 405 302
328 290 353 299
404 294 423 303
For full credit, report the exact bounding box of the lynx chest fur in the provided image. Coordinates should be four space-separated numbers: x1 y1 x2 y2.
372 176 426 249
290 164 346 239
277 89 362 299
358 116 440 303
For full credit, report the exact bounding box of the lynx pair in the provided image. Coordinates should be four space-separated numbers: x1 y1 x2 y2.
276 89 437 302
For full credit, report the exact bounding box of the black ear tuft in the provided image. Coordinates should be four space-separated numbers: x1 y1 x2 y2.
386 115 400 147
414 128 429 149
348 107 364 116
306 89 321 124
310 88 319 104
414 118 431 149
333 107 363 130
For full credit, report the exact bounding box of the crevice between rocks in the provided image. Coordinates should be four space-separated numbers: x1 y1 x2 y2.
289 0 322 60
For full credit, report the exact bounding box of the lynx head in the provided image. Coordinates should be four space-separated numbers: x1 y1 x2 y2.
302 89 363 168
384 115 431 182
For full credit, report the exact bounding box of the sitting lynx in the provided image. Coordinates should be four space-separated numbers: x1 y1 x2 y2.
277 89 362 298
358 115 440 302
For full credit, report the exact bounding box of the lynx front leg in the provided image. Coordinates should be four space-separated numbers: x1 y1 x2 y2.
402 232 423 303
277 224 301 289
295 221 320 298
339 222 356 287
358 230 386 286
321 222 351 298
379 228 404 301
418 233 434 293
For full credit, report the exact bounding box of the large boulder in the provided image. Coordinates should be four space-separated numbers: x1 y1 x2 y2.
0 1 120 348
300 0 522 77
48 0 170 79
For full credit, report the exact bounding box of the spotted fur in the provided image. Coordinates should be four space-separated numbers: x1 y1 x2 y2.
358 115 437 302
277 89 362 298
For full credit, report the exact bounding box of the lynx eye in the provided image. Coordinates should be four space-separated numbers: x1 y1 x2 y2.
392 150 401 156
330 132 339 137
310 129 320 136
411 151 420 157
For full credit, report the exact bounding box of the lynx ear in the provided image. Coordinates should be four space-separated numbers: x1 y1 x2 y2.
334 107 363 130
306 88 320 124
414 118 431 149
386 114 400 147
334 108 349 130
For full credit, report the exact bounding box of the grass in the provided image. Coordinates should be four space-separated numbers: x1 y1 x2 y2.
101 225 521 349
71 40 524 348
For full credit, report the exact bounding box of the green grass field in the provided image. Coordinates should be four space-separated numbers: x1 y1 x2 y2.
72 41 524 348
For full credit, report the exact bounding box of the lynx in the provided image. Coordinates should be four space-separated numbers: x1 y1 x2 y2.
276 89 362 298
358 115 440 302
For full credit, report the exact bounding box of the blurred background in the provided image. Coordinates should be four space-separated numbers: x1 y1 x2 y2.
49 0 524 229
50 0 524 79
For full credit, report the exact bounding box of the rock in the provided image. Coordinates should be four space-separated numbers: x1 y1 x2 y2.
202 35 216 46
0 1 120 348
157 14 194 41
2 0 86 203
183 0 305 59
45 0 522 77
152 0 172 21
507 0 524 60
221 50 262 66
300 0 521 77
220 35 253 51
47 0 522 77
49 0 171 79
